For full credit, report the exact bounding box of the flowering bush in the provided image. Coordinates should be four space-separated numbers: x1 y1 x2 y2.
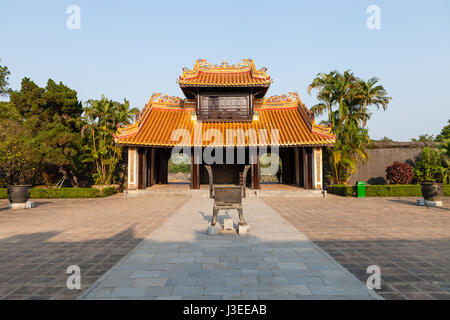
385 161 414 184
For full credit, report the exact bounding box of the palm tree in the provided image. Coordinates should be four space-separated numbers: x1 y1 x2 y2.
355 77 391 128
307 70 388 184
82 95 138 185
307 71 337 123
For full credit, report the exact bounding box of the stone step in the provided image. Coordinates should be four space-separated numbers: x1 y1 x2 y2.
125 188 325 198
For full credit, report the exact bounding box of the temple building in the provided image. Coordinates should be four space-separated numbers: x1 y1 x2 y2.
114 59 335 190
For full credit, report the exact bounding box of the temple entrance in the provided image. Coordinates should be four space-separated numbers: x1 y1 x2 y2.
129 146 321 191
167 152 191 184
260 152 282 184
192 147 258 189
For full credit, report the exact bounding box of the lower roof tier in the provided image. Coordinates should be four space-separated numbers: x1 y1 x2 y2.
114 93 335 147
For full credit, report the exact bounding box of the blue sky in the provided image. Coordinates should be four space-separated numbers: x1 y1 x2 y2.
1 0 449 141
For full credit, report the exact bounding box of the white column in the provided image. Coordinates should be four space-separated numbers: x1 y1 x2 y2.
312 147 323 190
128 147 138 190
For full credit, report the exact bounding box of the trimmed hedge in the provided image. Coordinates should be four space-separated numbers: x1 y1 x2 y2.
328 184 450 197
99 186 116 197
0 187 116 199
327 185 356 197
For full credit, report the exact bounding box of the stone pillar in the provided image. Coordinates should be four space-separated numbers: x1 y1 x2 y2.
312 147 323 190
142 148 147 188
150 148 156 186
191 151 200 189
250 148 260 189
128 147 138 190
294 147 300 187
302 147 309 189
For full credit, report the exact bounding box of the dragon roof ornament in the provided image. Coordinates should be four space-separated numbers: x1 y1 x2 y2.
179 58 271 81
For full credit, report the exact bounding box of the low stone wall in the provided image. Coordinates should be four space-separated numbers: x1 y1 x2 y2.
347 142 432 185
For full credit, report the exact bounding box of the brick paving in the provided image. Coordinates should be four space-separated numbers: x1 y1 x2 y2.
0 196 187 300
82 198 378 300
263 196 450 300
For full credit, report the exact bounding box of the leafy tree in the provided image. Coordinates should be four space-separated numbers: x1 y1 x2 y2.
378 136 394 142
354 77 391 128
328 121 370 184
0 101 21 120
308 70 389 184
436 119 450 142
7 78 85 186
83 95 138 185
307 71 337 124
438 139 450 184
411 134 435 142
0 119 35 186
0 59 10 96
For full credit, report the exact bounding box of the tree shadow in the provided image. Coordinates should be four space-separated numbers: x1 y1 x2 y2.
0 227 142 300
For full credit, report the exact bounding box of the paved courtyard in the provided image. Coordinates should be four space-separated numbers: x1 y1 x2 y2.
1 193 449 300
81 197 378 300
0 197 187 299
263 196 450 300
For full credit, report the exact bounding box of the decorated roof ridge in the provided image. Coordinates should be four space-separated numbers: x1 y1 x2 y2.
178 58 271 84
114 93 196 140
114 91 334 141
256 92 303 106
311 122 334 138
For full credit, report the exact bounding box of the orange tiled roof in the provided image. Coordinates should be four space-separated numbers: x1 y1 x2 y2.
114 93 335 147
178 59 271 87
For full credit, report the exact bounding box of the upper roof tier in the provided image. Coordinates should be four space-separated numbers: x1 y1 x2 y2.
114 92 335 147
179 59 271 98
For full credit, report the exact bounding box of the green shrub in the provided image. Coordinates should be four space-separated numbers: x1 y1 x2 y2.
100 186 116 197
30 188 100 198
414 147 444 182
365 185 421 197
327 185 355 196
328 184 450 197
0 187 117 199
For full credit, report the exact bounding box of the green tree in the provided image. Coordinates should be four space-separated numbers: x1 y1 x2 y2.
0 59 10 96
436 119 450 142
437 139 450 184
83 95 139 185
7 78 85 186
378 136 394 142
0 119 35 186
308 70 390 184
411 134 435 142
307 71 337 123
354 77 391 128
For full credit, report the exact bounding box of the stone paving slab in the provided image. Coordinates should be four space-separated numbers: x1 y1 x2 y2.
0 197 187 300
80 198 380 300
263 196 450 300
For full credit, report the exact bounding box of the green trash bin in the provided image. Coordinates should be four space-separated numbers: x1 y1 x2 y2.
357 181 366 198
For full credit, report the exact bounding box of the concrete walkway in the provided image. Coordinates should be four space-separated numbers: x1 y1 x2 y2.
80 198 380 300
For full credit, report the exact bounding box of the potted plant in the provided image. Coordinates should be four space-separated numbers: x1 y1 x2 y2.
7 185 32 203
414 147 444 201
